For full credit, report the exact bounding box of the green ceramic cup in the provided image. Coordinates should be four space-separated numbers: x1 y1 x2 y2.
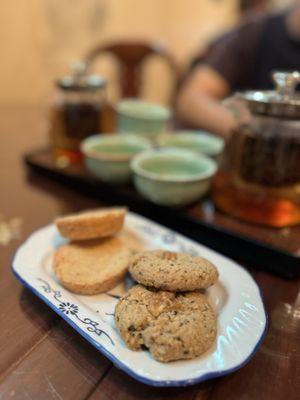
81 134 152 183
131 148 217 206
116 99 171 138
157 131 225 158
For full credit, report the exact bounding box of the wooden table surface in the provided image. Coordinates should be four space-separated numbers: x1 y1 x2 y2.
0 107 299 400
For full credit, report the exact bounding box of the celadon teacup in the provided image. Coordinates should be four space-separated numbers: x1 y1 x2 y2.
81 134 152 183
131 148 217 206
116 99 171 138
157 131 225 159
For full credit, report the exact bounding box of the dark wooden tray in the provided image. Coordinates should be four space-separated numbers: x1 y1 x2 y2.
24 148 300 278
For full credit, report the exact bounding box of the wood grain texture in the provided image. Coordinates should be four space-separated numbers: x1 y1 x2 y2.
0 107 299 400
0 322 111 399
87 367 206 400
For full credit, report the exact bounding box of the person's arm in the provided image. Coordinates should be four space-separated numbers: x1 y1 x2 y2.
176 16 264 137
176 65 235 138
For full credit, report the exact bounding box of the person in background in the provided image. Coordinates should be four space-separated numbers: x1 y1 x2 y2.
176 1 300 138
190 0 269 67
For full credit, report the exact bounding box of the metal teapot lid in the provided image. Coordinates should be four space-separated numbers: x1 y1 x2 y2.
57 61 106 92
240 71 300 118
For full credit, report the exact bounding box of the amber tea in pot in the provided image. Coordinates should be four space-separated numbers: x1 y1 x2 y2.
213 71 300 227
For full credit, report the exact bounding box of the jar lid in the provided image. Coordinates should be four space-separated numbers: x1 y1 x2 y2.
239 71 300 118
57 61 106 91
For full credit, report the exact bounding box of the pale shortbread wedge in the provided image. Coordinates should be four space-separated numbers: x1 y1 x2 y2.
54 237 132 295
55 207 127 241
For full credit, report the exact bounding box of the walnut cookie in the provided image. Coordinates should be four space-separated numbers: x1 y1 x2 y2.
115 284 217 362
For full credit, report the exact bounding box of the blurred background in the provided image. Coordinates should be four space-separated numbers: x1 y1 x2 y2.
0 0 292 106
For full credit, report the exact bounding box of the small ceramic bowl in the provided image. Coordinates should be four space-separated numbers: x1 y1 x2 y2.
81 134 152 183
157 131 224 158
131 148 217 206
116 99 171 138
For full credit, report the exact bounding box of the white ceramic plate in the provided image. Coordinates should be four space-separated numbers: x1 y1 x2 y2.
12 212 267 387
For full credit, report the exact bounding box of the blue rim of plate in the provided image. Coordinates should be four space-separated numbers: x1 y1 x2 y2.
11 232 268 387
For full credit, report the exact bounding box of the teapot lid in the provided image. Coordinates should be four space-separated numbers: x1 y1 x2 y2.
57 61 106 91
239 71 300 118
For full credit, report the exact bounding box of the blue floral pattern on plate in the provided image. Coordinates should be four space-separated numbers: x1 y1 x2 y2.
39 278 114 345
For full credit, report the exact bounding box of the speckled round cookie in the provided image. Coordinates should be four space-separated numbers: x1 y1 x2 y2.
115 285 217 362
129 250 218 292
54 237 132 295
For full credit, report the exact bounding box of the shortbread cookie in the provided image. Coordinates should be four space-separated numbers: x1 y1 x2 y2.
55 207 127 241
53 237 131 295
129 250 218 291
115 285 217 362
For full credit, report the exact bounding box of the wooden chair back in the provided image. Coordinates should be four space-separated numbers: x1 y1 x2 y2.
85 41 179 101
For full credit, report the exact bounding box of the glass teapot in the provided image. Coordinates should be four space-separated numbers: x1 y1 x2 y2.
213 71 300 227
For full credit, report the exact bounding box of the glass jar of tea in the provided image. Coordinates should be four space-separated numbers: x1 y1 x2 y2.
49 61 107 163
213 70 300 227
